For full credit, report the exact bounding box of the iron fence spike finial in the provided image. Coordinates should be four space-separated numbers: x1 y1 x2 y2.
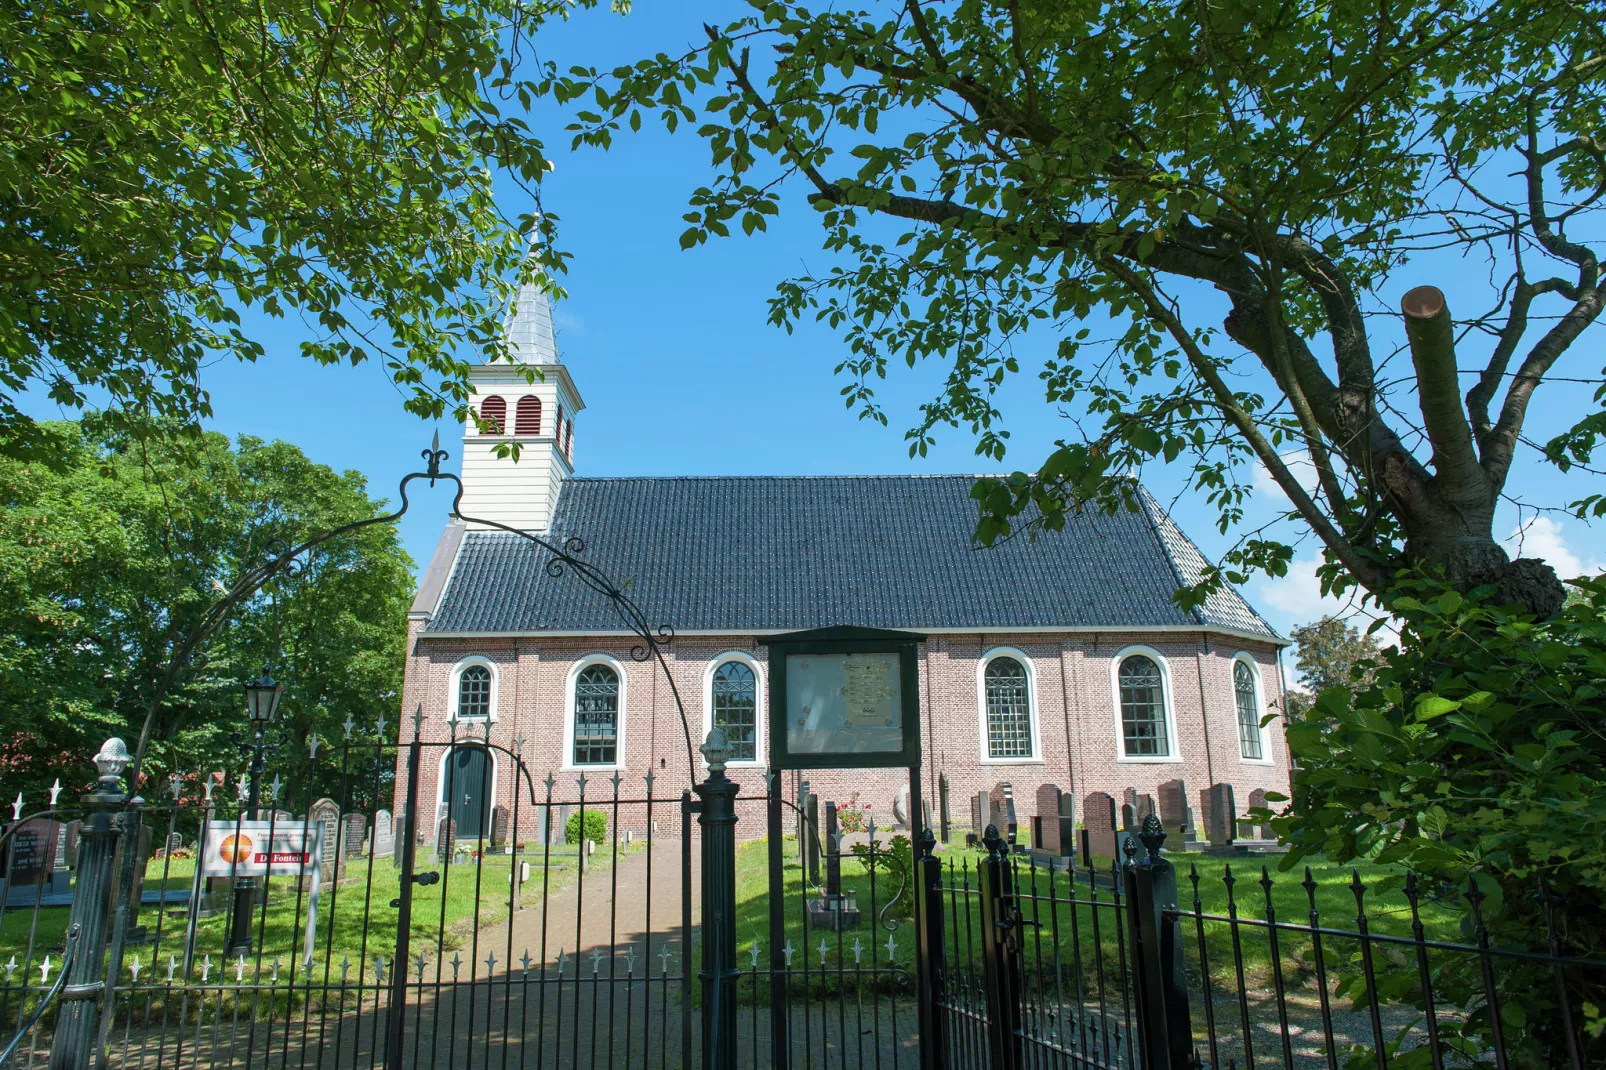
852 938 863 964
201 955 212 983
236 956 245 982
591 948 603 974
343 714 356 739
782 940 794 966
412 705 425 737
271 956 280 982
377 713 388 739
167 956 177 983
269 774 282 802
521 950 532 971
817 938 828 964
39 956 50 984
885 933 897 961
129 956 141 982
4 957 13 980
750 943 760 968
50 778 62 806
168 777 180 801
308 732 320 760
10 794 20 821
487 952 496 972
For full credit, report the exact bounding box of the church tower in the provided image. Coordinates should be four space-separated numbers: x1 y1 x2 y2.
456 279 584 532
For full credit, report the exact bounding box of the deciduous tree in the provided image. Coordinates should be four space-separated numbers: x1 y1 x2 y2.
569 0 1606 617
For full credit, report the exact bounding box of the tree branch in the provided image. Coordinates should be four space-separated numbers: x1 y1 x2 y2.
1400 286 1491 508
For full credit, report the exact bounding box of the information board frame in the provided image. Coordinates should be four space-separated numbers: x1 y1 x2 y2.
758 625 926 770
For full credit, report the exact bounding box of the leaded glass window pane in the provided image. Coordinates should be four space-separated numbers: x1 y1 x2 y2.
574 665 619 765
711 661 757 762
984 657 1033 758
457 665 491 720
1119 655 1169 757
1235 660 1263 760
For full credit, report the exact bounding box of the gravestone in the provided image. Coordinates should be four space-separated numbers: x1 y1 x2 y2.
391 809 406 867
8 819 57 885
796 781 811 863
938 773 951 844
53 825 70 884
1120 802 1137 833
970 791 990 842
823 803 841 897
1082 792 1120 859
435 817 457 863
373 810 394 863
555 805 571 847
273 810 293 825
1203 783 1236 848
308 798 341 880
988 783 1018 845
489 806 509 851
125 824 154 941
1136 794 1157 824
62 821 82 869
892 782 911 828
341 813 366 873
1033 784 1074 857
165 832 184 855
1247 789 1273 840
808 801 859 930
1157 779 1196 844
805 792 821 887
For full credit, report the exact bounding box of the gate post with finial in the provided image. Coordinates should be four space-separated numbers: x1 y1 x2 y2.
695 728 739 1070
47 738 130 1070
1123 814 1193 1069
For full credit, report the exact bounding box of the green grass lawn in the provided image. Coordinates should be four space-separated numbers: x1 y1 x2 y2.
0 839 634 992
726 835 1464 1003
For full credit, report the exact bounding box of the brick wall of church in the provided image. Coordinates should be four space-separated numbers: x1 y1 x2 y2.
393 622 1291 847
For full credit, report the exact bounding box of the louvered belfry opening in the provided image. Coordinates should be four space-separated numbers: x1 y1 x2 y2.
479 394 506 433
514 395 542 435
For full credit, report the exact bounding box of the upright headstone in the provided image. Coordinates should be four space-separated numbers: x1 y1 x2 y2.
823 802 842 898
970 791 990 843
373 810 395 862
62 820 82 869
1033 784 1074 857
892 782 911 828
489 806 509 851
309 798 341 880
805 792 821 887
1157 779 1195 843
796 781 811 865
938 772 951 844
53 824 71 890
1247 788 1272 840
1203 783 1236 848
435 817 457 863
988 782 1018 844
341 813 367 872
1083 792 1120 858
389 809 405 867
1138 794 1157 824
164 831 184 856
8 820 57 886
1120 801 1137 833
555 805 571 847
125 823 154 940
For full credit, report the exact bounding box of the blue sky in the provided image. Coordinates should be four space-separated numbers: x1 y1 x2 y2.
25 2 1606 661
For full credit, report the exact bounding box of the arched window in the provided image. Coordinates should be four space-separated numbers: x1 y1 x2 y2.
573 664 619 765
480 395 506 434
514 396 542 435
711 661 757 762
1235 659 1264 760
983 656 1033 759
1118 655 1170 757
454 662 493 721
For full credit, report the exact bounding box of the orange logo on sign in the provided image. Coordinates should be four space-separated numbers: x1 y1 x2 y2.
219 833 253 864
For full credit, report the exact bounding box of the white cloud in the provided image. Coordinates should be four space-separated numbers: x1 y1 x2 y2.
1251 554 1399 645
1503 516 1601 579
1252 449 1320 504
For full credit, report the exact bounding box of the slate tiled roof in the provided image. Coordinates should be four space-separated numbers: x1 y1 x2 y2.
424 476 1280 640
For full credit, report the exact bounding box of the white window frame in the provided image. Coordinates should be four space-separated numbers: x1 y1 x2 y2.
1110 645 1183 763
448 656 498 723
700 651 766 769
563 653 628 771
1231 652 1276 765
432 742 500 838
975 647 1043 765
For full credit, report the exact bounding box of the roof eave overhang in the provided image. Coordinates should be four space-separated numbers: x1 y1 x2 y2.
418 622 1290 647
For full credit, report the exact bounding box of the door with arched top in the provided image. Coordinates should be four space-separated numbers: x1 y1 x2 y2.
445 744 490 840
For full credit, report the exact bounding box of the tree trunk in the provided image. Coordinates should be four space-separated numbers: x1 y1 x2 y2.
1403 518 1566 617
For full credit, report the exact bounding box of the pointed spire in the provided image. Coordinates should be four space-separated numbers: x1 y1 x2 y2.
504 275 561 365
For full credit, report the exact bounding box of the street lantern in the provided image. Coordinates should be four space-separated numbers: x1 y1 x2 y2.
243 671 283 724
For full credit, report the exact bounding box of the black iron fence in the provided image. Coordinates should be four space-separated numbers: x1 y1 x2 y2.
924 817 1606 1070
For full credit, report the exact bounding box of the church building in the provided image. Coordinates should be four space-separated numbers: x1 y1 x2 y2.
396 281 1292 846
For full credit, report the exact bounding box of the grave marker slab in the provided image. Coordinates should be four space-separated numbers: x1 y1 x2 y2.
1083 792 1119 859
1203 783 1236 847
308 798 341 880
1157 779 1195 842
373 810 394 862
988 783 1018 844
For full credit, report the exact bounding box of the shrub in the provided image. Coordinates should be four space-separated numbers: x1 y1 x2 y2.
564 809 607 846
1274 573 1606 1067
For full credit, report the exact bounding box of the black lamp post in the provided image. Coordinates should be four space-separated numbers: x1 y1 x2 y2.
225 669 284 956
